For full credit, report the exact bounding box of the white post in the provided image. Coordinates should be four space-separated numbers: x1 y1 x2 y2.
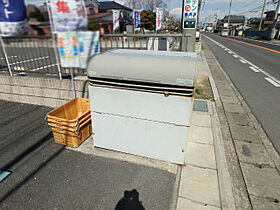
46 0 62 80
0 35 13 76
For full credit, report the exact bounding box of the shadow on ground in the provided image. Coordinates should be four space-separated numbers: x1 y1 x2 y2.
0 100 176 209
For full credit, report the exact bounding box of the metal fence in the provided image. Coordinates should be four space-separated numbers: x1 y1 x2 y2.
100 34 185 52
0 35 61 78
0 33 186 78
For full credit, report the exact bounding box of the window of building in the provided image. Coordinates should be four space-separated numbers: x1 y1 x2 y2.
89 7 94 15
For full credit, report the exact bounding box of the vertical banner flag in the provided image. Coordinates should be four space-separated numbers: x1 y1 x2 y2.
78 31 100 69
0 0 28 36
113 10 120 31
57 32 80 68
50 0 87 32
156 8 164 31
183 0 198 29
134 10 141 30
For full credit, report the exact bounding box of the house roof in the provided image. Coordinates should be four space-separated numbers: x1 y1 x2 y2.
98 1 133 11
26 4 40 14
88 12 112 19
85 0 99 7
223 15 245 24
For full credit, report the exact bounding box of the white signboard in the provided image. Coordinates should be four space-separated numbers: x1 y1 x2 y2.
78 31 100 69
57 32 80 68
50 0 87 32
156 8 164 31
58 31 100 68
183 0 198 29
113 10 120 31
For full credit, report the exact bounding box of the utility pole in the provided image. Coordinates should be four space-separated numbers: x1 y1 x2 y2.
168 0 171 15
259 0 267 31
271 0 279 39
227 0 233 31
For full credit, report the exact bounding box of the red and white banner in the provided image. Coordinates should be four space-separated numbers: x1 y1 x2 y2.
156 8 163 31
113 10 120 31
49 0 87 32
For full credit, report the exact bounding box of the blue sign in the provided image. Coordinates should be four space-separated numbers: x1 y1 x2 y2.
0 0 27 22
185 12 197 19
134 10 141 30
0 0 28 36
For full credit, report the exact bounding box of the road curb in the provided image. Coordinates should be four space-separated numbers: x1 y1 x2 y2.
201 37 253 209
200 41 237 210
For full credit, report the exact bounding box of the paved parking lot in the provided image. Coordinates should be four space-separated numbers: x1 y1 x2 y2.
0 100 177 209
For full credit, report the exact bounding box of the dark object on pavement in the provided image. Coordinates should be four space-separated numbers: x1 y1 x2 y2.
115 189 145 210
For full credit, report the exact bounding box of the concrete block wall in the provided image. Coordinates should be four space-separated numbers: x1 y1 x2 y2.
0 75 89 107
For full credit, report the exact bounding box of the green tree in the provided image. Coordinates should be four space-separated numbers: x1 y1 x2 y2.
141 10 156 31
87 19 100 31
163 15 181 32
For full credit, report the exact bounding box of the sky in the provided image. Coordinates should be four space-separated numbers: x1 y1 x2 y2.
27 0 278 23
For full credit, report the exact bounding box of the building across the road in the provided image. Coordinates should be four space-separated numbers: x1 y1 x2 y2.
263 10 280 30
87 1 133 34
25 0 133 35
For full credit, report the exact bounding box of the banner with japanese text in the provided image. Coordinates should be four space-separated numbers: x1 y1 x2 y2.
78 31 100 69
113 10 120 31
156 8 164 31
0 0 28 36
183 0 198 29
134 10 141 30
50 0 87 32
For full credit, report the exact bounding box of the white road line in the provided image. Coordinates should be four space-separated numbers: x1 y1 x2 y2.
240 59 247 64
29 64 57 72
1 56 17 60
265 78 280 87
203 34 280 87
10 56 49 65
228 51 232 54
233 55 238 58
13 66 25 71
249 66 260 72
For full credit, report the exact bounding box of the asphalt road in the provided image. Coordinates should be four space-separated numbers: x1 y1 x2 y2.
0 100 176 209
203 33 280 154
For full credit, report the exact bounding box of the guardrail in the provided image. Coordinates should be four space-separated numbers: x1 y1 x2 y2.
243 30 272 40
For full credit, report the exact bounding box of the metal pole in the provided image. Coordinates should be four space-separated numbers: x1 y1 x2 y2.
259 0 267 31
0 35 13 76
46 0 62 80
271 0 280 39
70 67 76 98
181 0 184 33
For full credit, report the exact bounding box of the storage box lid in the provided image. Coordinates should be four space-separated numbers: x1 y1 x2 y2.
87 49 197 96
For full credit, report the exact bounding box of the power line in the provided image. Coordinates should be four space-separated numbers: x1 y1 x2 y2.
234 4 264 15
232 0 258 12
